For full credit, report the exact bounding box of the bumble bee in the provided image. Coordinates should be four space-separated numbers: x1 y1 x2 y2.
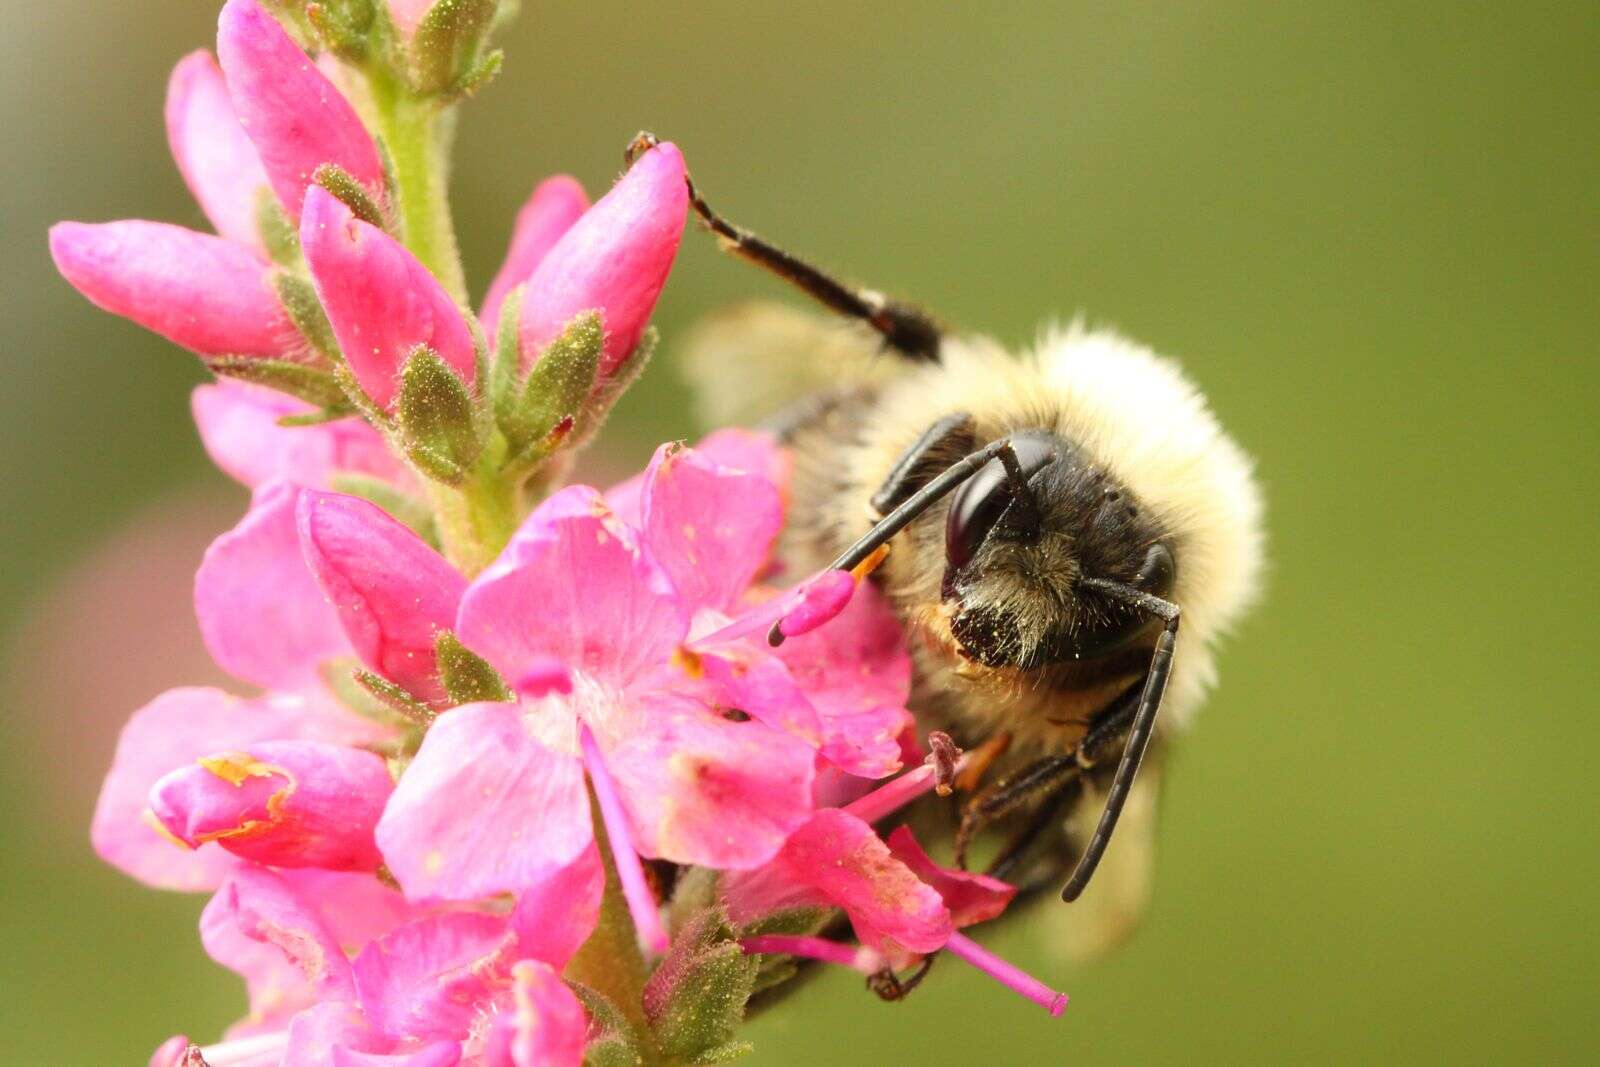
634 135 1263 948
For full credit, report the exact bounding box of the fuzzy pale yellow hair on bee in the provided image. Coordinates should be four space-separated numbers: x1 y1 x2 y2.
661 135 1264 949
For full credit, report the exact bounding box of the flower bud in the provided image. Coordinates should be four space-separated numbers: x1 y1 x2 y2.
300 185 477 410
49 221 299 358
481 175 588 332
296 489 467 703
388 0 498 95
148 740 393 870
517 141 687 379
217 0 386 220
166 51 272 252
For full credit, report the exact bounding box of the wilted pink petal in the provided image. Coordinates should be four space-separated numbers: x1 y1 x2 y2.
92 687 375 891
49 220 297 358
192 381 407 490
885 826 1015 929
481 175 588 331
296 489 465 702
166 51 271 250
517 141 687 377
458 486 686 685
725 809 951 959
149 740 393 871
216 0 385 219
636 442 782 614
352 912 514 1043
602 690 814 870
201 867 357 1032
507 843 603 971
375 702 591 902
482 960 587 1067
197 480 350 690
300 186 477 410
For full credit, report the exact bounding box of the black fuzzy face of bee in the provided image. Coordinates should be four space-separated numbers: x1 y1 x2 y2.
938 428 1175 670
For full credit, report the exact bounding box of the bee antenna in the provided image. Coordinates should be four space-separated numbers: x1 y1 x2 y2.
1059 578 1180 901
626 131 944 362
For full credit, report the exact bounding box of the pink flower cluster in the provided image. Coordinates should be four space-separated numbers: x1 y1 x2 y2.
51 2 1067 1062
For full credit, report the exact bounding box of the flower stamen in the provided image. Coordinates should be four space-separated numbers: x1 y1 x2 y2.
580 724 670 955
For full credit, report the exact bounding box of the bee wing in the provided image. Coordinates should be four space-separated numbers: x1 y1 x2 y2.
675 299 902 428
1047 756 1165 962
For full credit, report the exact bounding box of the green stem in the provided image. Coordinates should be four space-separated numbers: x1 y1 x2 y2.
566 809 666 1064
426 456 518 576
364 65 470 305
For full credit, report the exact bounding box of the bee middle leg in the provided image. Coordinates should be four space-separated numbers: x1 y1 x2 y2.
954 755 1081 869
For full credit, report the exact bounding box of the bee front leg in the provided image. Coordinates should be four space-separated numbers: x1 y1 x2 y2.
954 755 1080 869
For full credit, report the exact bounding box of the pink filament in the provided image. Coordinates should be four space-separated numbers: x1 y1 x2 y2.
740 935 884 975
842 764 940 825
944 932 1068 1017
580 725 670 955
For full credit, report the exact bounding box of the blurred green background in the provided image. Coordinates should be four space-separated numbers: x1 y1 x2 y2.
4 2 1596 1063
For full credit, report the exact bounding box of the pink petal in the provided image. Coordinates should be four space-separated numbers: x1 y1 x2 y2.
375 703 591 902
683 641 822 749
280 870 433 951
601 690 814 870
197 480 351 690
352 912 515 1042
725 809 952 959
458 485 687 686
300 186 477 410
149 740 393 871
507 842 603 971
201 867 357 1031
297 489 465 702
771 581 914 777
166 50 271 250
49 220 296 358
885 826 1015 929
192 381 407 490
517 141 687 377
481 175 589 331
604 427 786 531
482 960 587 1067
636 442 782 614
282 1001 463 1065
92 687 375 891
333 1044 463 1066
217 0 385 219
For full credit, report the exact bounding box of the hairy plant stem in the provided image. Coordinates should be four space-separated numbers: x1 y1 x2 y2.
364 65 470 305
566 805 668 1065
426 444 519 576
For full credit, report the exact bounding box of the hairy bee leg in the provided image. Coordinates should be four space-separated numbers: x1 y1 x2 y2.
985 784 1079 883
866 955 937 1002
625 131 943 362
954 755 1079 869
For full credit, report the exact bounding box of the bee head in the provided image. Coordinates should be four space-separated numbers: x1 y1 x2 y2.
940 430 1174 669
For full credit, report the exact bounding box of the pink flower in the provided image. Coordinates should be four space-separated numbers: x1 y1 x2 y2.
166 50 272 252
297 489 466 703
300 186 478 410
480 175 589 331
148 740 394 871
517 140 687 377
191 380 408 490
48 220 298 358
91 688 383 892
217 0 386 220
481 960 587 1067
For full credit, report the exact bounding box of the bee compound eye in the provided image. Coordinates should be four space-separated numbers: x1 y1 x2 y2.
1136 542 1175 598
944 461 1012 572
